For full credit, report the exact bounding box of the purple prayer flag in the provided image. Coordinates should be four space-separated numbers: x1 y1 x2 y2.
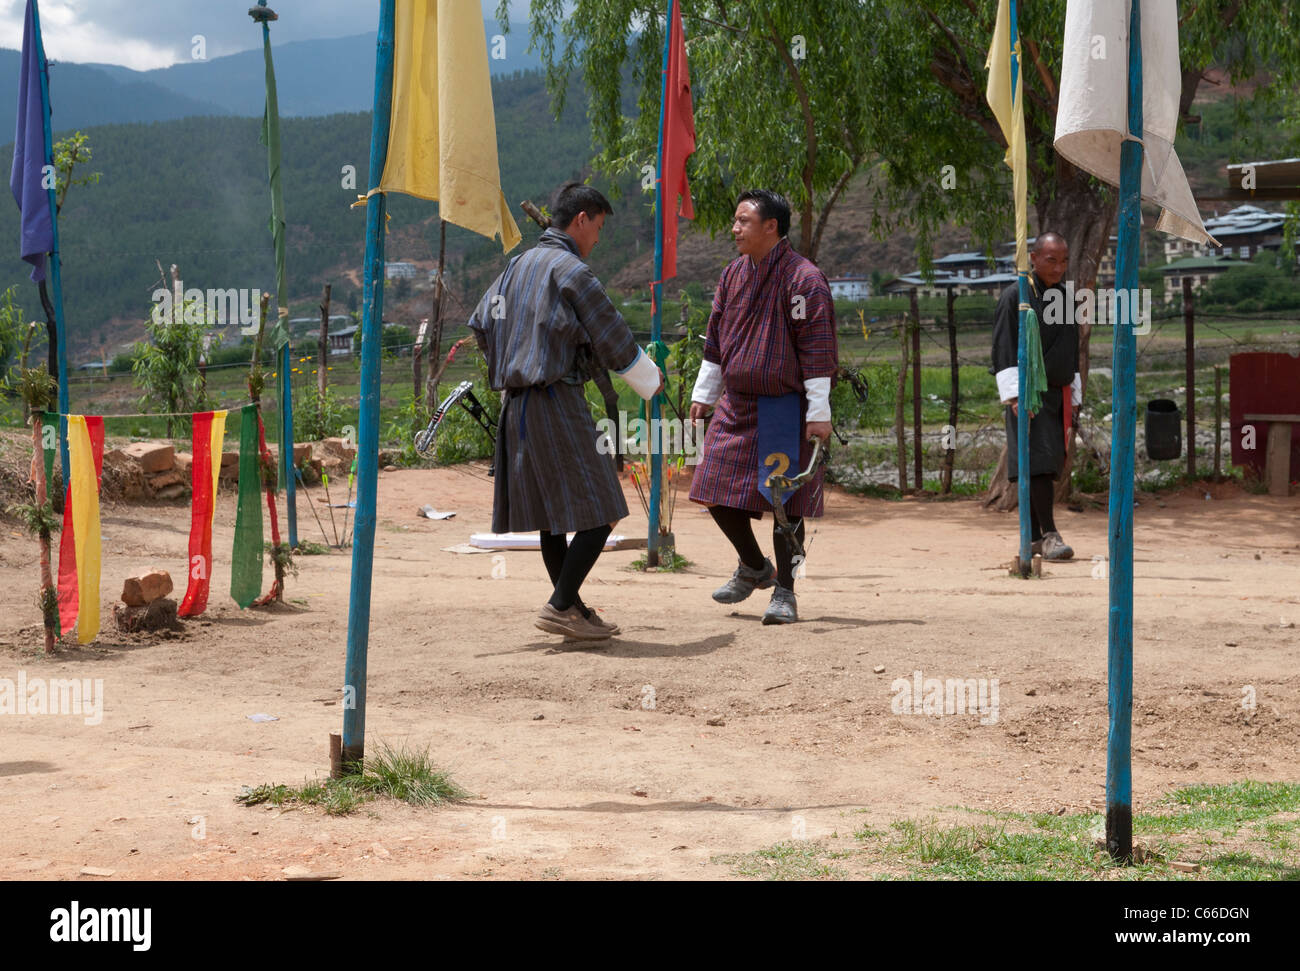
10 0 53 283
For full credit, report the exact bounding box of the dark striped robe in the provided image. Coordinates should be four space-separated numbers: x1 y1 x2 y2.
688 238 839 517
468 229 641 533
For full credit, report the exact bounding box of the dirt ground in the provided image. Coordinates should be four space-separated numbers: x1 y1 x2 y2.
2 461 1298 881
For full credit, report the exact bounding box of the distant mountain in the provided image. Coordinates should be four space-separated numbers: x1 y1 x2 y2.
0 23 544 132
0 49 230 136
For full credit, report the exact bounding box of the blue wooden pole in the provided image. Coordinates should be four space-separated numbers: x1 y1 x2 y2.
647 0 674 565
32 0 69 488
1106 0 1142 862
1010 0 1031 575
342 0 395 769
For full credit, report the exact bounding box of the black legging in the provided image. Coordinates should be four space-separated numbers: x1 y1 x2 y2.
1029 474 1056 541
708 504 804 590
543 525 613 612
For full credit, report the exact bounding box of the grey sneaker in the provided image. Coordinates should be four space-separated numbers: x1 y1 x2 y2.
535 603 612 640
712 557 777 604
761 585 798 625
1041 531 1074 561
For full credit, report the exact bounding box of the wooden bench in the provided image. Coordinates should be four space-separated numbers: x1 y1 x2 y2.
1244 413 1300 497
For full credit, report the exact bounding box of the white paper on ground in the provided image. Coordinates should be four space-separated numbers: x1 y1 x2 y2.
469 532 627 551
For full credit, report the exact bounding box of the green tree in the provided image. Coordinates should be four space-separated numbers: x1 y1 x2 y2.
52 132 102 214
131 298 211 438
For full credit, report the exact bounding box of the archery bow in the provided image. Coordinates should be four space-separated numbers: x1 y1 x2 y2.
765 436 827 561
415 379 499 473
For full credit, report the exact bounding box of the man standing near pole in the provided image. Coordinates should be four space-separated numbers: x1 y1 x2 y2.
990 231 1081 561
468 182 664 642
688 190 838 625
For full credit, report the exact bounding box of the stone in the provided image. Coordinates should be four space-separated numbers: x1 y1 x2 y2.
383 465 398 473
122 441 175 474
122 570 174 606
293 442 312 467
321 437 357 462
113 598 179 633
173 452 193 476
79 866 115 877
154 484 186 501
147 470 183 492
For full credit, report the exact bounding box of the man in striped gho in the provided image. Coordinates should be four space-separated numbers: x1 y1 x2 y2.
468 183 664 641
688 190 838 625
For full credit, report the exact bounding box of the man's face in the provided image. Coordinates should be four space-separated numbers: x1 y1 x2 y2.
732 201 776 258
1030 239 1069 287
567 211 606 259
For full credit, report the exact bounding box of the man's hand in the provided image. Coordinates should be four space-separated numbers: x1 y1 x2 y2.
690 401 713 422
806 421 832 443
1006 398 1036 419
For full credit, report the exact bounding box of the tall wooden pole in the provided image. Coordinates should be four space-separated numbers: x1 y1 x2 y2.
895 312 908 492
318 283 331 399
943 286 958 494
342 0 395 771
911 291 922 492
1183 276 1195 477
1106 0 1142 864
1010 0 1031 576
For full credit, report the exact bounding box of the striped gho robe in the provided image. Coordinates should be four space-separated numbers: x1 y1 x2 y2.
689 238 839 517
468 228 657 534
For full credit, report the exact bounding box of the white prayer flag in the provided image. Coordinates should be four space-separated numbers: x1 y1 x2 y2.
1054 0 1218 245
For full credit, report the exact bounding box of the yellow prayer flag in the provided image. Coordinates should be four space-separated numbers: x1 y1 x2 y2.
209 410 227 504
68 416 102 645
985 0 1029 275
380 0 522 253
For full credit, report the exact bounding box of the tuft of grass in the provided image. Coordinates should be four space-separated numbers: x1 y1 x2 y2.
712 841 847 881
293 540 330 556
627 551 692 572
236 741 466 816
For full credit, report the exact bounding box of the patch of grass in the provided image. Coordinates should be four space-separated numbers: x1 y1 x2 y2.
236 741 467 816
293 540 330 556
627 551 692 572
712 840 847 881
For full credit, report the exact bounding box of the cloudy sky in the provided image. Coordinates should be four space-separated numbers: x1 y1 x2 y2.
1 0 532 70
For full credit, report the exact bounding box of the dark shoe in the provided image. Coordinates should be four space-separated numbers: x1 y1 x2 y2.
712 557 777 604
535 603 611 640
1041 531 1074 561
761 585 798 625
1031 539 1043 556
583 608 621 636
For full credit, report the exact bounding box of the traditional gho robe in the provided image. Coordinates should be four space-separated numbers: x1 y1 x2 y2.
469 228 660 533
688 238 839 517
991 274 1082 481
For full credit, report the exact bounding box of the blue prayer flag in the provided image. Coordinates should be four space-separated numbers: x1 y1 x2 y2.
10 0 53 284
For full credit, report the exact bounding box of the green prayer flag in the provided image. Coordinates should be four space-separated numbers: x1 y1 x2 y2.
230 404 264 608
1023 307 1049 417
259 28 288 352
42 411 57 492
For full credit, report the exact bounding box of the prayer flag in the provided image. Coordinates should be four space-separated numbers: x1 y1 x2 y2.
56 415 102 637
180 410 227 617
65 415 104 644
231 404 264 608
1055 0 1217 245
985 0 1029 275
659 0 695 282
9 0 53 282
380 0 521 252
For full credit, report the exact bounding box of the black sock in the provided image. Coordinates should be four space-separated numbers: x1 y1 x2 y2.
709 505 765 570
540 531 589 617
1030 474 1056 539
548 524 612 612
773 518 805 589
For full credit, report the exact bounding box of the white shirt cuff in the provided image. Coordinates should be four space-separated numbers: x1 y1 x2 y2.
804 376 832 422
691 359 722 406
616 347 661 401
1071 372 1082 407
995 367 1018 403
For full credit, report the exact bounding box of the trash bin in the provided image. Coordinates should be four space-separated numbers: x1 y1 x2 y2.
1145 398 1181 460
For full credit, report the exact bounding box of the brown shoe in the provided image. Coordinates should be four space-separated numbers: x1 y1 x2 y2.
535 603 612 640
584 609 621 636
1041 531 1074 561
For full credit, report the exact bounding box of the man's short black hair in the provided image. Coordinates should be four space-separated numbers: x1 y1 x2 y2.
552 182 613 230
1032 231 1068 253
737 189 791 239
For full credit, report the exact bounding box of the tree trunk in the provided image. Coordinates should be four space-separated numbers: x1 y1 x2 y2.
319 284 331 400
425 220 448 413
983 164 1115 509
32 415 56 652
910 290 922 493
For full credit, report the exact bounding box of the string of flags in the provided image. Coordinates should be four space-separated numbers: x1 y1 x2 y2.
42 404 276 642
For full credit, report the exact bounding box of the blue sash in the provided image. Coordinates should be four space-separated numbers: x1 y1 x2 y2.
757 392 802 505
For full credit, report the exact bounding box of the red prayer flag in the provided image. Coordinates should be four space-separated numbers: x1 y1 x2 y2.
56 416 104 633
180 411 218 617
659 0 695 283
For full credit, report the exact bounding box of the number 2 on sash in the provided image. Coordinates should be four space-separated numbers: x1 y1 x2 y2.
764 451 790 480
